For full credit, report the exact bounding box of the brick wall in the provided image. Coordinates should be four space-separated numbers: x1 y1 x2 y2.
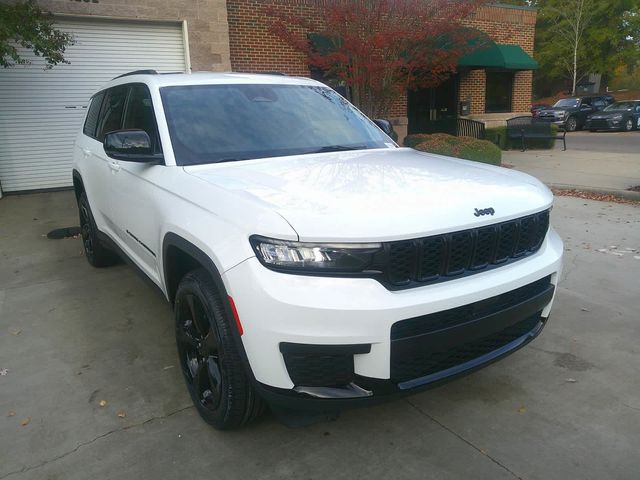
227 1 537 120
463 5 537 113
459 69 486 115
35 0 231 71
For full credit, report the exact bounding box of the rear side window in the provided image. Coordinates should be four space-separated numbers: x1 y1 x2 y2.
83 92 104 139
96 86 129 141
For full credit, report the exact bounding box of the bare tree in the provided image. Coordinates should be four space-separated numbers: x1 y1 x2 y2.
545 0 595 95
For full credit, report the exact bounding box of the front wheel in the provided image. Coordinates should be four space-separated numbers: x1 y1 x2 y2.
565 116 577 132
175 269 264 429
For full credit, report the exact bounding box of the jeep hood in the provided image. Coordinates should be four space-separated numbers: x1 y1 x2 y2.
184 148 553 242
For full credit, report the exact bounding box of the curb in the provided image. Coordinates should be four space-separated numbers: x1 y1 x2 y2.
548 183 640 201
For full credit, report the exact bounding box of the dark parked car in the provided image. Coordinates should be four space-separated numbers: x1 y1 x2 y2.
585 101 640 132
530 103 552 117
537 95 614 131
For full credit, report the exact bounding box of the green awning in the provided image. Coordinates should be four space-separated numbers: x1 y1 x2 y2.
458 44 538 70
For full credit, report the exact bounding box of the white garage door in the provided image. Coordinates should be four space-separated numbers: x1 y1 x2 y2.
0 17 187 193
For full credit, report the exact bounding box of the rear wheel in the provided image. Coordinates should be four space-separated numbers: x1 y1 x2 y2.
78 193 119 267
175 269 264 429
624 119 633 131
565 116 577 132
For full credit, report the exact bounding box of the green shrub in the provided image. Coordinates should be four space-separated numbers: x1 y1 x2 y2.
405 133 502 166
403 133 433 149
486 124 559 150
485 126 508 150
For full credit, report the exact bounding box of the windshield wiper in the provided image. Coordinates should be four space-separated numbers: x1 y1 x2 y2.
311 144 368 154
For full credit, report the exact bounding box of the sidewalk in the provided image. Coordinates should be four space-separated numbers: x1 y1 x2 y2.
503 148 640 199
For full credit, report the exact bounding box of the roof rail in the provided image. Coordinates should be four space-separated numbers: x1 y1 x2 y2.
113 69 158 79
263 71 288 76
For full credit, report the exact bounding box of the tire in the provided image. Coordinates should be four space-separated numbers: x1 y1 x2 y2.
78 192 119 267
565 116 577 132
175 268 264 429
624 119 633 132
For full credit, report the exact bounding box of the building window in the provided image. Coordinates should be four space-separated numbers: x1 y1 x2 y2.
485 71 514 113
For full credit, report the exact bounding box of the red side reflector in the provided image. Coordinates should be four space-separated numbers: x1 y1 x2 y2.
227 296 243 336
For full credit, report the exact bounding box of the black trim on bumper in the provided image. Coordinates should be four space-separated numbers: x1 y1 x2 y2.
258 277 555 412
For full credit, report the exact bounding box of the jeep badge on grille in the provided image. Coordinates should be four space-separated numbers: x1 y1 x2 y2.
474 207 495 217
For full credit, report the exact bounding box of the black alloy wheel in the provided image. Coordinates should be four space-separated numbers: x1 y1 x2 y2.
624 119 633 131
174 269 264 429
565 116 577 132
78 193 119 267
176 292 224 412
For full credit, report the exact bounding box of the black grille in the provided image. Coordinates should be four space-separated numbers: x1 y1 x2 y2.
390 314 542 383
282 352 354 387
384 210 550 287
391 275 551 340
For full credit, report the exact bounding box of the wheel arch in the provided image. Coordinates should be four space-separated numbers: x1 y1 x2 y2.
72 169 85 202
162 232 226 305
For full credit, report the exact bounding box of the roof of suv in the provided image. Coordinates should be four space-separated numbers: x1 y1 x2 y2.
105 72 323 90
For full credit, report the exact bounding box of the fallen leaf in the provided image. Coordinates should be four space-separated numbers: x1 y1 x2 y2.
565 378 577 383
99 400 107 408
7 411 15 417
0 368 8 376
580 308 590 312
8 328 21 336
21 417 31 426
517 406 527 414
116 410 126 418
163 365 175 370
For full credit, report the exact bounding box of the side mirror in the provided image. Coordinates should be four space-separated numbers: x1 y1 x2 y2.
103 129 162 163
373 118 398 141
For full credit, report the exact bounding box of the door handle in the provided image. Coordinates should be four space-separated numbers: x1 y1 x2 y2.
109 161 120 172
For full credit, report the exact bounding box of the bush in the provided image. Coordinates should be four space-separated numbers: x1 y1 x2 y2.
486 124 559 150
404 133 501 166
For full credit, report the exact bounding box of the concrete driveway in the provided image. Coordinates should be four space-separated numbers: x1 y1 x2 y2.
504 131 640 197
1 191 639 480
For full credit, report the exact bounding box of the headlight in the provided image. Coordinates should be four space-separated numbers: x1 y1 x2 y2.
250 235 382 272
557 111 565 118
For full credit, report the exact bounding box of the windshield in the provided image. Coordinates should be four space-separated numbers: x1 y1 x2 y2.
603 102 635 112
160 84 393 165
553 98 580 108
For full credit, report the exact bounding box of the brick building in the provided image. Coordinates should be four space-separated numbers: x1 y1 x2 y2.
0 0 537 192
227 1 538 139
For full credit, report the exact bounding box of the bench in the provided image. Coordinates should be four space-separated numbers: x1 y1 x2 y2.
506 116 567 152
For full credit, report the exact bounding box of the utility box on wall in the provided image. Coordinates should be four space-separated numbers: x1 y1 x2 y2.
459 101 471 116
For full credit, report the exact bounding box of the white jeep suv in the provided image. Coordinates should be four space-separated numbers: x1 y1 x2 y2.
73 71 563 429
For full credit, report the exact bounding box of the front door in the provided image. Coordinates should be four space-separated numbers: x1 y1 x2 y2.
407 76 458 135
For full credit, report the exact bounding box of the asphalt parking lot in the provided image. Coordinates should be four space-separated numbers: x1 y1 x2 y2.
1 191 639 480
558 130 640 154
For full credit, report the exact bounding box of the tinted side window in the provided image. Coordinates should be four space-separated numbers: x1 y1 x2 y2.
123 85 161 153
83 92 104 139
96 86 129 141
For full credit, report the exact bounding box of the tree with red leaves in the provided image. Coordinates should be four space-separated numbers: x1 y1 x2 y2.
269 0 489 117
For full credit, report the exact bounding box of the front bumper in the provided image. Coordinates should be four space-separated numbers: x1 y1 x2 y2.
223 228 563 409
585 118 624 130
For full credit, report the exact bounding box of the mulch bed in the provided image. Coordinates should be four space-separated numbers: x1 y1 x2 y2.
552 188 640 205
